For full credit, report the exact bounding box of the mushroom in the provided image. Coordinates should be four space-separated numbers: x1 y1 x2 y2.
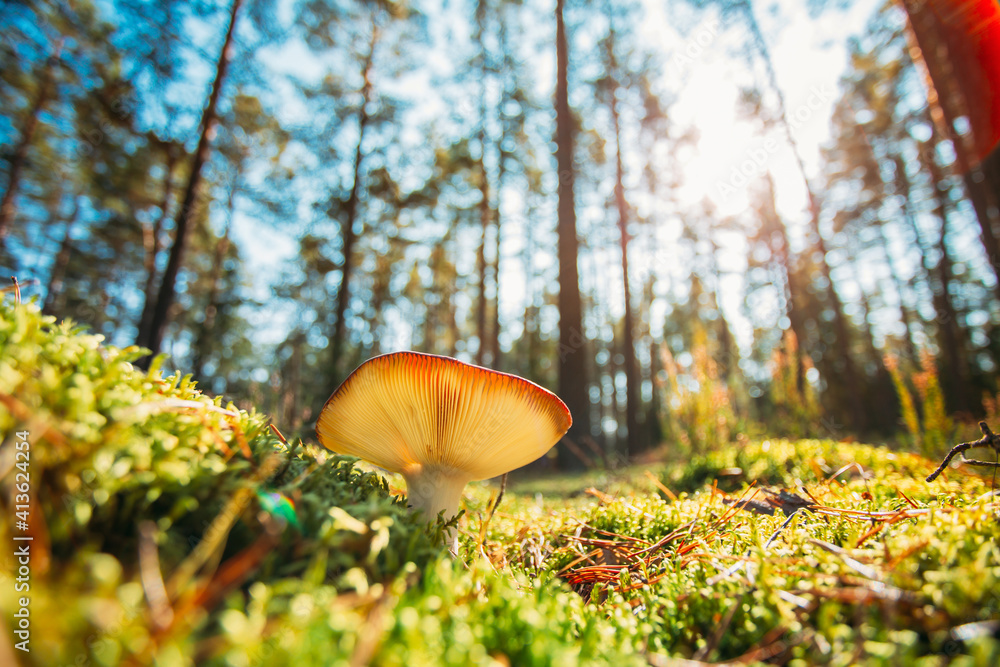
315 351 571 548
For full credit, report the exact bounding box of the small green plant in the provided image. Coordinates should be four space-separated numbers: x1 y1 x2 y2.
885 349 954 457
886 353 921 449
659 327 745 453
915 350 953 455
767 330 822 438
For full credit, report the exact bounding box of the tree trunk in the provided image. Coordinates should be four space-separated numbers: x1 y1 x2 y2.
606 28 641 456
522 198 539 380
921 136 972 414
854 125 920 363
761 173 808 395
555 0 590 469
137 0 241 362
475 162 490 366
716 301 734 381
708 237 735 380
446 281 460 358
474 0 492 368
490 133 505 370
876 218 920 364
42 197 80 315
489 6 510 371
810 208 867 431
607 336 621 453
192 178 236 379
898 142 971 415
742 0 866 431
853 265 896 431
280 331 305 433
137 144 178 344
490 167 503 368
0 51 59 246
899 0 1000 301
330 21 379 380
647 338 664 447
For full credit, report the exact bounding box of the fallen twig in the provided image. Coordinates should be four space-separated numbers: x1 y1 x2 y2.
927 421 1000 482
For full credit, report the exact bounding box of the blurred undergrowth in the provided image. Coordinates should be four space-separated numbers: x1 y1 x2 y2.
885 351 955 458
1 300 999 666
657 329 825 457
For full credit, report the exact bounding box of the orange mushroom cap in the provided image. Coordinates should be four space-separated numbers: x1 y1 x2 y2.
316 352 572 482
317 351 570 546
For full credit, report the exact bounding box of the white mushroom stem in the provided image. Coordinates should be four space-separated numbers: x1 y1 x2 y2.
401 464 469 552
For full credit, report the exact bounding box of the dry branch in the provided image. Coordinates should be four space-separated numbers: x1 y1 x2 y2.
926 421 1000 482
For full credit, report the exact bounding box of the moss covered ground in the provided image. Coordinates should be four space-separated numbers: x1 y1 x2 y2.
1 301 999 666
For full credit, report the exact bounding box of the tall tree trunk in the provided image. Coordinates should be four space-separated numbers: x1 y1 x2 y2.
522 197 539 379
708 237 735 380
490 125 506 370
423 295 436 354
898 143 971 413
446 281 460 358
715 300 735 381
192 178 236 379
330 20 379 380
899 0 1000 301
0 51 59 246
555 0 590 469
137 0 241 362
876 218 920 363
490 163 503 368
137 144 178 343
639 199 662 447
475 164 490 366
607 336 621 453
742 0 866 431
813 233 865 432
474 0 492 367
921 136 972 414
488 4 510 371
606 27 641 456
280 331 305 433
42 197 80 315
853 263 896 431
854 124 920 363
761 173 808 395
364 238 394 358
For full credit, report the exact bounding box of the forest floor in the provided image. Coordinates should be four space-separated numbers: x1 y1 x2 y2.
1 300 999 666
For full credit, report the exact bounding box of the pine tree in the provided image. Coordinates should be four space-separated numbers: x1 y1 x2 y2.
555 0 591 469
137 0 244 362
597 10 642 456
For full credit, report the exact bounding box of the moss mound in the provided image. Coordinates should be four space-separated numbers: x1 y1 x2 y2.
0 302 639 665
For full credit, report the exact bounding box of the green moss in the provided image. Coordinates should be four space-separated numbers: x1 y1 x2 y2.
0 302 639 666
